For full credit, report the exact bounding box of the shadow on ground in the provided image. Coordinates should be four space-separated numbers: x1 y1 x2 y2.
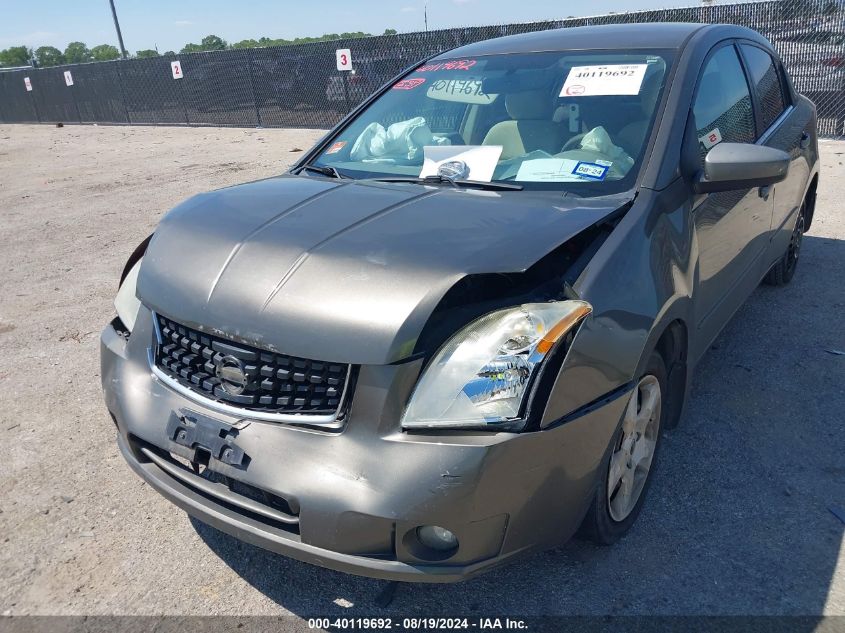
192 234 844 616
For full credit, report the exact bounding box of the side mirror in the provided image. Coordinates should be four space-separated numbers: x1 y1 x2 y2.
694 142 790 194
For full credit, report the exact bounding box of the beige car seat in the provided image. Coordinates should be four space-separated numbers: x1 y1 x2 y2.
616 72 664 155
483 91 564 160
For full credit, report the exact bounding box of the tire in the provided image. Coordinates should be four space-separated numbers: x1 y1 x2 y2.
578 350 667 545
764 202 805 286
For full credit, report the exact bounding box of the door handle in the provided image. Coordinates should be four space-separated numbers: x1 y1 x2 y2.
800 131 811 149
759 185 772 200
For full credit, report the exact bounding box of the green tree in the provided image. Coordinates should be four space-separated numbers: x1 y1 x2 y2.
135 49 160 58
383 29 397 36
181 35 227 53
200 35 226 51
0 45 32 67
34 45 65 66
64 41 91 64
225 31 376 50
90 44 120 61
201 34 227 50
230 39 259 49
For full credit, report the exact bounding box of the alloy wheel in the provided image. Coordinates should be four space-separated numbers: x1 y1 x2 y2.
607 374 662 522
787 208 805 275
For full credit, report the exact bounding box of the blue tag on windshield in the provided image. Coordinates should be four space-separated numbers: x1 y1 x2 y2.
572 161 609 181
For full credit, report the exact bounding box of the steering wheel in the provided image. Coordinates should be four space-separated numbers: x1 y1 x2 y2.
561 133 586 153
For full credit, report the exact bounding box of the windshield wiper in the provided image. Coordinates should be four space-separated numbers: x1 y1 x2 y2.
299 164 348 179
372 176 523 191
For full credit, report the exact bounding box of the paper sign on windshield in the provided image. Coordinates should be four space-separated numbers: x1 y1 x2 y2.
420 145 503 182
516 158 611 182
560 64 648 97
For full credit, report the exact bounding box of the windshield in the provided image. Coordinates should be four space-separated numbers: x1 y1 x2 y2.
311 49 674 195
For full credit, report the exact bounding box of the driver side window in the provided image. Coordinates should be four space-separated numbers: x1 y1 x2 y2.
692 45 755 166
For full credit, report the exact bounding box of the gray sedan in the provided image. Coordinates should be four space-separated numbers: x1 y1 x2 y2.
101 22 819 582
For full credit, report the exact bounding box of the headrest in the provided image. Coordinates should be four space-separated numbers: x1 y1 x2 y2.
505 91 552 120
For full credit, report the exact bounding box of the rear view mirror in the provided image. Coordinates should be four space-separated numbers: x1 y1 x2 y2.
695 142 790 194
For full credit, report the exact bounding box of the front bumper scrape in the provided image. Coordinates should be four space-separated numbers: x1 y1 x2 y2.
102 310 630 583
117 431 519 582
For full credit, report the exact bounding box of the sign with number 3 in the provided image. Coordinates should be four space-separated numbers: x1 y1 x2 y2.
336 49 352 71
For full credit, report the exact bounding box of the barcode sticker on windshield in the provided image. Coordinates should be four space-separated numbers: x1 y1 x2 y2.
516 158 608 182
572 161 609 181
560 64 648 97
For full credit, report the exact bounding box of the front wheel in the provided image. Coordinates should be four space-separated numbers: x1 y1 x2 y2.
764 203 805 286
578 350 667 545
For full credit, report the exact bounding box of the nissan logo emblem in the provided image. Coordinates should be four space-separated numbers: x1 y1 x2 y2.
215 355 249 396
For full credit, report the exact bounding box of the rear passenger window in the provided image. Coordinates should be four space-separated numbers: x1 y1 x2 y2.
740 44 787 133
692 46 755 163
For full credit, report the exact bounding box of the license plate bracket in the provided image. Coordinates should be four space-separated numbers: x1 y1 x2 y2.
165 409 249 468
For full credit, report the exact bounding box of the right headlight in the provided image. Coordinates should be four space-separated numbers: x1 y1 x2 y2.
114 258 142 334
401 300 592 431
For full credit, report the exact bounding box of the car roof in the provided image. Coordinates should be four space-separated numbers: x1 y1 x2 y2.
432 23 755 59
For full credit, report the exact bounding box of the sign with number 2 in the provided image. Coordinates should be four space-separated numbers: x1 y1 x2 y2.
336 49 352 71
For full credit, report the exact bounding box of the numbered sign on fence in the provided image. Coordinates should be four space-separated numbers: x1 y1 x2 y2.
64 71 73 86
336 49 352 71
24 77 32 92
171 61 183 79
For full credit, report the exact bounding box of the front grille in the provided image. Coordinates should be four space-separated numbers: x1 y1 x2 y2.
153 313 349 416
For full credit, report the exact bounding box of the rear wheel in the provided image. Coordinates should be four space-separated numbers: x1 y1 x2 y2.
578 351 667 545
764 202 805 286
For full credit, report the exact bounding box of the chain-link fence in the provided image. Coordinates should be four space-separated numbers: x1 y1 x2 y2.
1 0 844 135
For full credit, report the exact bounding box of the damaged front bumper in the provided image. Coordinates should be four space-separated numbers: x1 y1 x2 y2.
101 308 629 583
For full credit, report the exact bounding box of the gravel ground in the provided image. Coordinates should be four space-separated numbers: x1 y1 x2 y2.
0 124 842 617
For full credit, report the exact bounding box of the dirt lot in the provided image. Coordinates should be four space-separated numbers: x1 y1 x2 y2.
0 124 843 617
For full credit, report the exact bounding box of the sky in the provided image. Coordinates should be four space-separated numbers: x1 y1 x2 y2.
0 0 708 53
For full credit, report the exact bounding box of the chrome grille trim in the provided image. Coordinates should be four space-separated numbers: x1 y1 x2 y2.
149 312 351 428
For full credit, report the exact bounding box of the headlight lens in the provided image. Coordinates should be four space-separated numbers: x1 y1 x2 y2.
401 300 591 430
114 259 142 333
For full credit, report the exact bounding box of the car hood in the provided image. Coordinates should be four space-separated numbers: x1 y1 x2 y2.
137 175 629 365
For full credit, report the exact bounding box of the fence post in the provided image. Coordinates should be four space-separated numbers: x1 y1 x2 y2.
246 48 263 127
838 59 845 138
116 59 132 124
0 76 7 123
69 72 82 123
343 72 351 115
29 88 41 123
176 56 190 125
30 77 41 123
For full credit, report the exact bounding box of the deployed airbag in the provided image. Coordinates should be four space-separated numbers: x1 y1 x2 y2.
350 117 449 162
